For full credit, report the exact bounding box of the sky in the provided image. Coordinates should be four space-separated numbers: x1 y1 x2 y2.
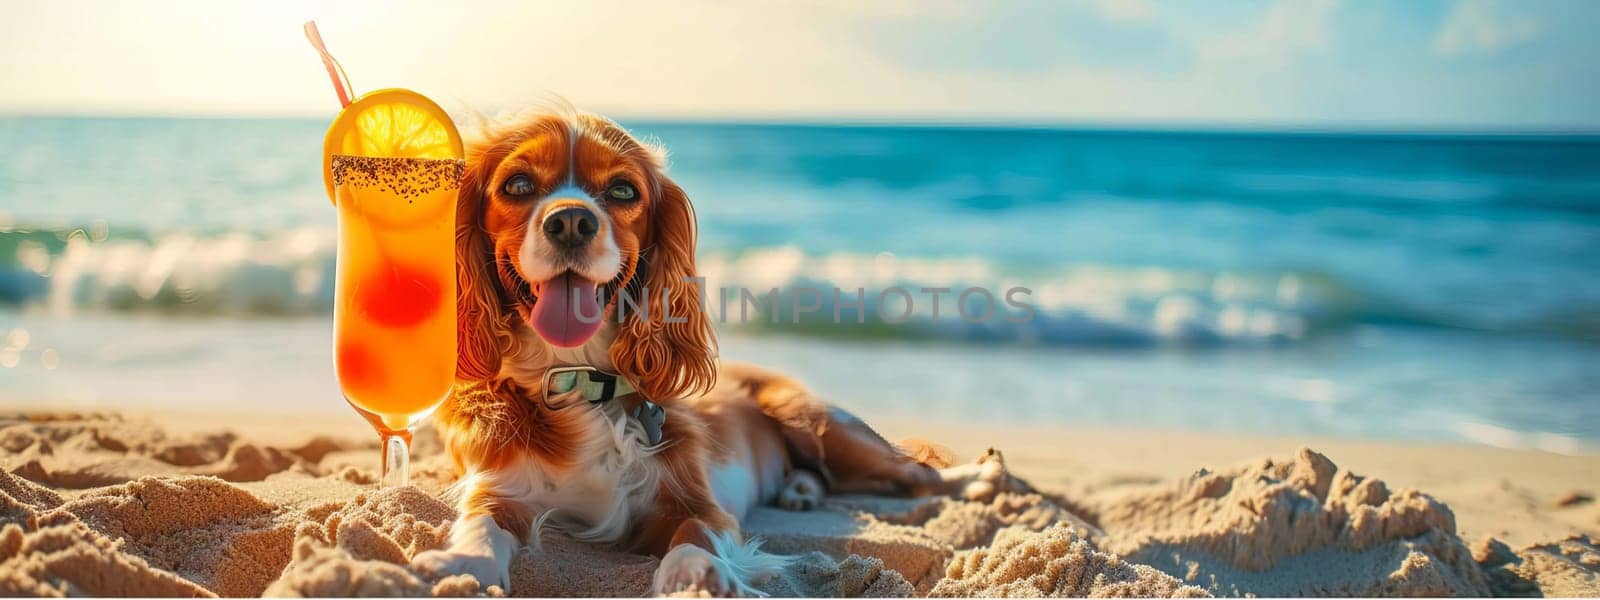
1 0 1597 129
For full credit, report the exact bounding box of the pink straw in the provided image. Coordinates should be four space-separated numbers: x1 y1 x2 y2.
304 21 353 108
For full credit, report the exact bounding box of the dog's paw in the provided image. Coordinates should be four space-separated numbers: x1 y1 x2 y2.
412 549 509 592
961 447 1010 503
777 470 823 511
652 544 736 597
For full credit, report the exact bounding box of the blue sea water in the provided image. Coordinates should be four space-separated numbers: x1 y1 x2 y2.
1 117 1597 450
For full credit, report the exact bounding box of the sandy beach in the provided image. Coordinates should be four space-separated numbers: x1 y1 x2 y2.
1 408 1596 597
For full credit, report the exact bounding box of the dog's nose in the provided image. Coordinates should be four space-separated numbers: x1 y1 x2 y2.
543 206 599 248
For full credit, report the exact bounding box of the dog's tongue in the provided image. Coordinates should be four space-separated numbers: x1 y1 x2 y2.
530 273 602 348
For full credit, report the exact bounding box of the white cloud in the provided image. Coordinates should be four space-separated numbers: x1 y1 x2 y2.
1434 0 1540 57
1197 0 1339 66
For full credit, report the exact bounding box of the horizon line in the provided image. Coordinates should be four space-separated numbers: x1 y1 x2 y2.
3 109 1599 138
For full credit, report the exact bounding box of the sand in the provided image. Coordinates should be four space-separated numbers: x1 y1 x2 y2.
0 411 1596 597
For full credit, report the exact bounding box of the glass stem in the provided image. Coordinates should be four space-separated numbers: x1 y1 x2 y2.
380 430 412 488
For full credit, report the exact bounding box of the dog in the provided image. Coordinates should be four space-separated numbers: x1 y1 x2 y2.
411 106 1012 595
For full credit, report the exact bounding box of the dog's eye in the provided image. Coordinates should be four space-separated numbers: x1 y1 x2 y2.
502 175 537 197
605 182 638 202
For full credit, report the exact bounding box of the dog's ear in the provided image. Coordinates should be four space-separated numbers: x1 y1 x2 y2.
611 176 717 401
455 144 511 382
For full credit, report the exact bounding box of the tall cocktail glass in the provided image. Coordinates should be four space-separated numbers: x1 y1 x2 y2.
330 155 461 487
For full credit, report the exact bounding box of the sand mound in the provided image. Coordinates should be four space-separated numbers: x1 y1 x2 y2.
267 537 479 598
0 467 218 596
0 414 368 489
1479 535 1600 597
0 469 61 529
746 490 1100 593
63 476 291 596
3 413 1597 597
1091 447 1491 596
0 521 216 597
267 485 462 597
932 524 1206 597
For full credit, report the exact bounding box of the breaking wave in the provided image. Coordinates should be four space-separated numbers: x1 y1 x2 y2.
0 225 1395 348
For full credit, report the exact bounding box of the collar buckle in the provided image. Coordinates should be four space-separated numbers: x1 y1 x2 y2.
542 366 637 411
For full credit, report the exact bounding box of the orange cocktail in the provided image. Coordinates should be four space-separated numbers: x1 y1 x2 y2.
308 21 463 487
332 155 460 433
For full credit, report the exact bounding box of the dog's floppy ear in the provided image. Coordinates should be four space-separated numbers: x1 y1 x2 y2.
455 143 511 382
611 176 717 401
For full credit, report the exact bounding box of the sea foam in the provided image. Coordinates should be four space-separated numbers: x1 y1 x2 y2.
3 229 1343 347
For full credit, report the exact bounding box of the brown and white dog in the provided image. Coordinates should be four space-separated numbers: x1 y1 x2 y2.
410 107 1010 596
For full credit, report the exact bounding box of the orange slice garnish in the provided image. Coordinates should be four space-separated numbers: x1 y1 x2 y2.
322 89 464 204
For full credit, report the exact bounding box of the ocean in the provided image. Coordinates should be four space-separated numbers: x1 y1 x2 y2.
2 117 1597 451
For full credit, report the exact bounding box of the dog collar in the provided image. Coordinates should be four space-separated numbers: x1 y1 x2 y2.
546 367 637 404
543 366 665 446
